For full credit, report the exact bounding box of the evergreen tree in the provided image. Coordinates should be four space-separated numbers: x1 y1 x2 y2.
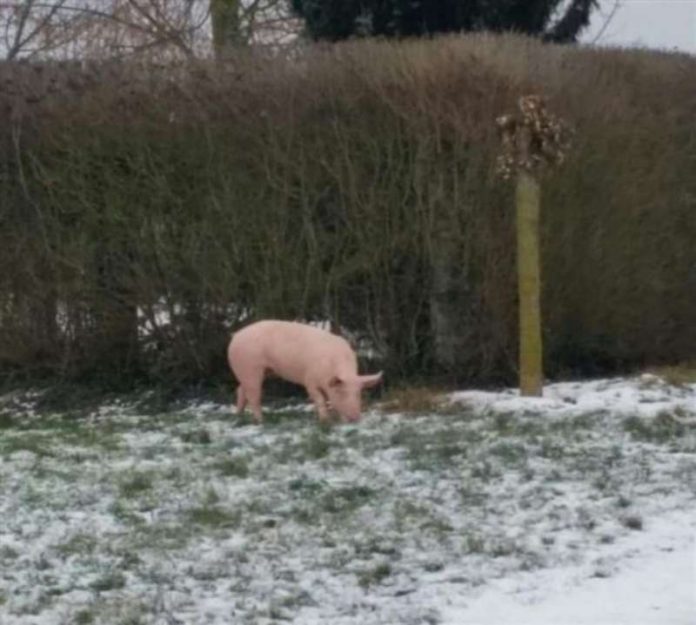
291 0 598 43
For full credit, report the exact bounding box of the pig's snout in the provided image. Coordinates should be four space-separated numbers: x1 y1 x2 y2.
326 381 361 423
327 371 382 423
335 402 362 423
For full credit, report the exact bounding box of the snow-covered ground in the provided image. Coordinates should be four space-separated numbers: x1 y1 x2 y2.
441 507 695 624
1 375 695 624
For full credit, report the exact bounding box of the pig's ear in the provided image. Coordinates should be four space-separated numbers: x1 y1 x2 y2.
328 376 344 388
359 371 383 389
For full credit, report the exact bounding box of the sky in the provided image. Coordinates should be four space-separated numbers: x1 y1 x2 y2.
583 0 696 53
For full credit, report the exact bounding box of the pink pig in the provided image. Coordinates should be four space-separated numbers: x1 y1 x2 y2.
227 320 383 424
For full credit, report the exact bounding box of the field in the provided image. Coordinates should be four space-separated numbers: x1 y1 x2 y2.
1 375 695 624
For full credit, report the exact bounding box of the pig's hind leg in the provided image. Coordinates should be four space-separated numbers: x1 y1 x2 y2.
235 385 247 415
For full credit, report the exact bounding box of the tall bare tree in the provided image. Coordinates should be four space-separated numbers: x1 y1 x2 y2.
210 0 239 57
0 0 297 61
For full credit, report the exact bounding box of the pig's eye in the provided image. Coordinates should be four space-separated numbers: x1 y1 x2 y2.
329 376 344 388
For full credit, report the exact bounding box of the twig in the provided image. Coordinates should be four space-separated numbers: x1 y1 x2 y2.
591 0 622 45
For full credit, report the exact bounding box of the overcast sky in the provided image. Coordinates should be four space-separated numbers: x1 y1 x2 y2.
582 0 696 53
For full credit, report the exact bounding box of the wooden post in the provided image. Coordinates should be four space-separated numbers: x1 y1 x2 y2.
516 169 543 396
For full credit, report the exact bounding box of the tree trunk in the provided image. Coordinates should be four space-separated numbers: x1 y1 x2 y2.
211 0 242 58
516 170 543 396
32 286 59 364
93 247 139 379
429 202 471 373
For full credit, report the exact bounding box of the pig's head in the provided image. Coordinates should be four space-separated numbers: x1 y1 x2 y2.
326 371 383 422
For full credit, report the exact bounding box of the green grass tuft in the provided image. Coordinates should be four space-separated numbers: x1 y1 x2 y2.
623 414 685 443
90 570 126 592
358 562 392 588
73 608 96 624
321 485 374 514
56 533 98 558
214 457 250 478
118 471 154 498
188 506 241 528
179 428 212 444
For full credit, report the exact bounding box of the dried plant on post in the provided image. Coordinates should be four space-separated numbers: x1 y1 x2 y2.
496 95 572 396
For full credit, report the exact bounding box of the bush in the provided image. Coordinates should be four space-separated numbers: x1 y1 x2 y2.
1 35 694 388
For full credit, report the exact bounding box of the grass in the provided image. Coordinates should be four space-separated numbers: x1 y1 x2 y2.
622 413 686 443
188 506 241 529
0 545 20 560
647 364 696 388
0 432 55 457
56 533 98 558
288 476 326 494
90 570 127 593
390 421 481 470
302 429 332 459
118 471 154 498
133 522 192 551
214 456 250 478
73 609 96 624
358 562 392 588
179 428 212 444
321 485 374 514
259 408 314 427
488 440 528 465
1 381 695 624
620 514 644 531
110 500 146 526
354 536 400 558
270 427 334 465
379 386 447 414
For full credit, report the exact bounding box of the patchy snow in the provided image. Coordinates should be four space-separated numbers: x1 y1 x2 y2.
449 374 696 420
0 375 695 624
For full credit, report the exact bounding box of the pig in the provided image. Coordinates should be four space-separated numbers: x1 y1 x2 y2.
227 320 382 424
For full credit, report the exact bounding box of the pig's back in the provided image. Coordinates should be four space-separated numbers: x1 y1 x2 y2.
228 320 352 384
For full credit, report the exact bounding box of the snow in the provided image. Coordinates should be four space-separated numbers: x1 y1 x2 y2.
441 507 696 625
449 374 696 419
1 375 695 624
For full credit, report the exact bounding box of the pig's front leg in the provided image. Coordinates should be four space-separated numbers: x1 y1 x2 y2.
306 385 330 424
